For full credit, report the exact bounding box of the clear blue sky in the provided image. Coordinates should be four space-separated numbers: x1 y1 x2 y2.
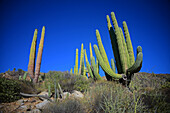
0 0 170 75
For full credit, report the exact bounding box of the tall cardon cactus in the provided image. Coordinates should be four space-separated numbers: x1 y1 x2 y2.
93 12 143 85
27 26 45 83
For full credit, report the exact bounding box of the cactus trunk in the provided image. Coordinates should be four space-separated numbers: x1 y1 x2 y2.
34 26 45 83
28 29 37 79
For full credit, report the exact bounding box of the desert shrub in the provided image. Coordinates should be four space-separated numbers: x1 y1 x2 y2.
129 73 170 112
0 77 21 103
43 71 91 93
161 82 170 89
74 77 90 92
142 89 170 112
43 98 86 113
84 81 146 113
131 73 167 90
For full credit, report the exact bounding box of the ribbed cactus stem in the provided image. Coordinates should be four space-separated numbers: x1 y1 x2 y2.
80 49 85 75
94 45 124 79
111 12 126 74
106 15 122 73
79 43 84 74
34 26 45 83
127 46 143 74
111 59 116 73
119 27 129 69
96 59 99 74
70 68 73 75
28 29 38 79
89 43 93 59
96 29 110 68
123 21 135 67
75 49 79 75
85 49 94 78
91 56 103 80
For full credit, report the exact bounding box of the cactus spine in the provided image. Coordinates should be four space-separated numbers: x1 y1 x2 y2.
94 12 143 84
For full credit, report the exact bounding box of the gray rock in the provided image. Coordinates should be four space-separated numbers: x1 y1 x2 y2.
62 92 71 99
17 99 24 105
38 91 51 100
18 105 27 110
71 90 84 98
36 100 50 109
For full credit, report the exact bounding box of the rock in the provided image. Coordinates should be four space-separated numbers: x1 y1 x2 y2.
71 90 84 98
38 91 51 100
16 99 24 106
18 105 28 110
36 100 50 109
62 92 71 99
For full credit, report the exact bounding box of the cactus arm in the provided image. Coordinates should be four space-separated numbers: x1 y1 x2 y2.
28 29 38 79
106 15 122 73
70 68 73 75
89 43 93 59
86 61 94 79
79 43 84 74
127 46 143 74
91 56 103 80
96 59 99 74
96 30 110 68
34 26 45 83
123 21 135 67
84 49 94 78
93 44 124 79
80 49 85 75
119 27 130 69
111 59 116 73
111 12 126 74
75 49 79 75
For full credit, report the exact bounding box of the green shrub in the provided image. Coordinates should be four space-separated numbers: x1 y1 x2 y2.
0 77 21 103
43 71 91 93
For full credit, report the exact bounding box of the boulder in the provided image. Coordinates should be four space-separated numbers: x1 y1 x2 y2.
36 100 50 109
61 92 71 99
38 91 51 100
71 90 84 98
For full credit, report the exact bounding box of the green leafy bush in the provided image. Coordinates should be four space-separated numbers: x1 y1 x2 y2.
0 77 21 103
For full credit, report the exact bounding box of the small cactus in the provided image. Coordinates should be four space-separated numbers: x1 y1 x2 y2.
23 72 28 80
